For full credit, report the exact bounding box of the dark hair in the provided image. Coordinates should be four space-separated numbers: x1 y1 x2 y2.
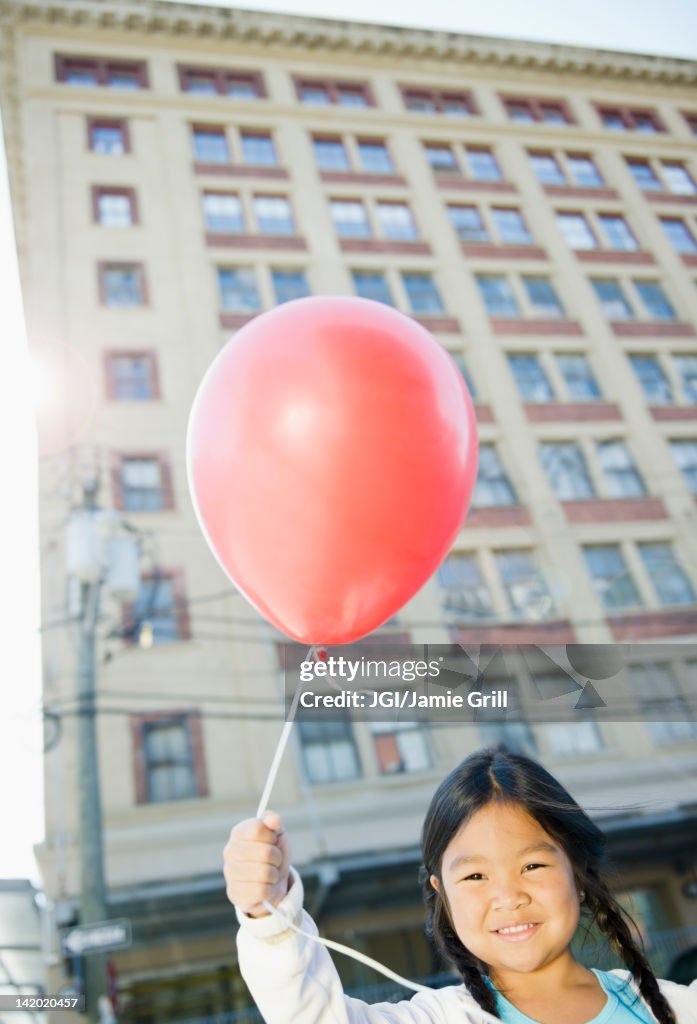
421 747 675 1024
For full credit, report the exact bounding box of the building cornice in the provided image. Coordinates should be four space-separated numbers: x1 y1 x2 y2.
2 0 697 86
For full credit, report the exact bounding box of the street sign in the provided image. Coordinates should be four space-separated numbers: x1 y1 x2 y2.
62 919 132 957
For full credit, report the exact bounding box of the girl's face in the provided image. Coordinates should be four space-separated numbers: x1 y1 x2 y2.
431 801 582 986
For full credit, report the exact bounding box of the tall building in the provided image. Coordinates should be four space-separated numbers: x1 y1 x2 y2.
1 0 697 1020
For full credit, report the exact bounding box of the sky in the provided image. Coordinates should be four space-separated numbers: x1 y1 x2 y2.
0 0 696 883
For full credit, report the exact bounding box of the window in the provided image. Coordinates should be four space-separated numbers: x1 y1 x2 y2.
106 352 158 400
476 275 520 318
100 263 145 307
179 66 265 98
539 442 595 500
555 353 602 400
566 154 604 188
557 213 598 250
466 147 502 182
598 214 638 252
88 119 128 154
495 550 553 617
203 193 244 233
357 139 393 174
297 79 372 107
298 720 361 783
437 554 494 620
626 159 662 191
598 106 663 132
271 269 310 304
118 455 171 512
471 444 517 507
94 188 136 227
629 355 673 404
451 353 477 399
596 439 646 497
522 277 565 318
330 199 371 239
369 722 430 774
253 195 295 235
583 545 642 609
423 143 459 174
56 55 148 89
402 87 475 116
132 573 189 644
638 542 696 606
351 270 394 306
670 439 697 493
140 717 200 802
401 272 444 314
313 136 350 171
491 209 533 246
660 218 697 254
192 126 229 164
240 131 277 166
448 206 489 243
507 354 555 402
375 202 418 241
529 152 566 186
479 685 537 758
675 355 697 403
661 162 697 196
591 279 634 321
217 267 261 312
504 98 571 124
542 720 603 756
634 280 676 321
630 664 697 745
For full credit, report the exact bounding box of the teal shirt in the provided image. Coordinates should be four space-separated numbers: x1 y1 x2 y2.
488 970 655 1024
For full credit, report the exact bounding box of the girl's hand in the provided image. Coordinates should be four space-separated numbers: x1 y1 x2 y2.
223 811 291 918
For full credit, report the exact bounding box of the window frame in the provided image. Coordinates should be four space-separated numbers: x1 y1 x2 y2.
131 709 208 804
178 65 266 98
98 261 148 307
55 54 149 89
104 350 160 401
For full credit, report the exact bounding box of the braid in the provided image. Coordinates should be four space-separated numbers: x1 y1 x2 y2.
422 872 498 1018
590 880 676 1024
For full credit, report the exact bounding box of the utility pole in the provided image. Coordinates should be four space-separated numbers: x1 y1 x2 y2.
66 479 140 1024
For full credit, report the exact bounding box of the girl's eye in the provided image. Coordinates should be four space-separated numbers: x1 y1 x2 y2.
523 863 546 872
462 872 485 881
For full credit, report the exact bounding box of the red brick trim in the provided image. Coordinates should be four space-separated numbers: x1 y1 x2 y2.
562 497 667 524
464 506 532 528
86 116 130 153
543 186 619 200
460 243 547 261
650 405 697 421
434 176 516 194
452 620 576 645
575 250 655 265
609 609 697 641
110 450 175 512
55 54 149 88
103 349 160 400
130 708 208 805
339 239 431 255
91 185 139 224
501 95 575 125
400 85 479 115
681 254 697 267
412 316 460 333
595 104 664 132
491 318 583 336
177 65 266 98
220 312 259 329
524 402 622 422
319 171 407 187
293 75 376 107
194 163 288 179
206 233 306 250
611 321 696 337
474 404 495 423
645 192 697 205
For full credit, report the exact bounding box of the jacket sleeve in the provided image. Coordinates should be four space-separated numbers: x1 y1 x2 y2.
234 868 446 1024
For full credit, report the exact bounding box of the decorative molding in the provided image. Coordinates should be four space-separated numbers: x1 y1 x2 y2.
3 0 697 85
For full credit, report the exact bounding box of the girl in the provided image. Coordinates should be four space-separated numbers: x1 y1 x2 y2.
224 747 697 1024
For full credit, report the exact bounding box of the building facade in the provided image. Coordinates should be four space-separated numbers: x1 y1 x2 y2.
1 0 697 1020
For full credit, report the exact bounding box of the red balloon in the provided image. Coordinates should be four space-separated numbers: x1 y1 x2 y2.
187 297 478 645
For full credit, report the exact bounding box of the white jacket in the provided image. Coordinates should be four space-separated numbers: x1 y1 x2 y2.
236 869 697 1024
